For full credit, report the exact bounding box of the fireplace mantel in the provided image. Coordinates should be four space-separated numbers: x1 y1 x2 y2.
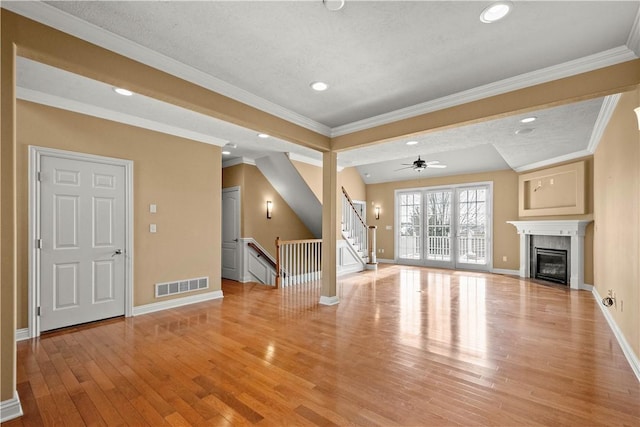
507 220 592 290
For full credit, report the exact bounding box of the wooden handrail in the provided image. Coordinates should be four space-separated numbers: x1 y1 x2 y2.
247 242 276 270
341 186 367 228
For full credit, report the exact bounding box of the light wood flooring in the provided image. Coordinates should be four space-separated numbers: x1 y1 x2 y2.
4 265 639 426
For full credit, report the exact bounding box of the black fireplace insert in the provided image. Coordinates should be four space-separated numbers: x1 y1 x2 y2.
535 248 568 284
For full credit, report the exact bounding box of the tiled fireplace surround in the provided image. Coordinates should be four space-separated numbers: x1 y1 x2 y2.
507 220 592 290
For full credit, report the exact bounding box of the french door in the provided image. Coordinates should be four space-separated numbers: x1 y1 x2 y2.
396 183 491 270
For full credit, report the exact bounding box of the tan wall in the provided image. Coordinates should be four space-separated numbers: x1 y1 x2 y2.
594 89 640 357
16 101 222 329
222 163 314 258
366 169 520 270
292 160 323 201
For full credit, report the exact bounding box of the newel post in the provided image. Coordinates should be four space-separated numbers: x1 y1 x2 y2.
368 225 378 268
275 237 281 289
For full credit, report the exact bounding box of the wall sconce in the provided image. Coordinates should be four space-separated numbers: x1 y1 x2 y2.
375 206 381 220
634 107 640 130
266 201 273 219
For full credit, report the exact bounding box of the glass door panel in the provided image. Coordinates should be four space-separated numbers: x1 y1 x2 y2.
397 192 422 261
425 190 453 267
456 186 489 269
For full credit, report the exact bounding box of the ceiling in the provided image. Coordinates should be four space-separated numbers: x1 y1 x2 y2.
5 1 640 183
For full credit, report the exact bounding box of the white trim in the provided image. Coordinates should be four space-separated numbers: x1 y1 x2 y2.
2 1 331 137
394 181 494 272
319 295 340 306
132 290 224 316
18 88 228 147
29 146 134 338
592 287 640 382
579 283 594 292
222 157 256 168
507 220 592 290
377 258 397 264
587 94 622 154
15 328 30 342
4 2 636 140
332 46 637 137
626 4 640 57
514 149 592 173
0 392 23 423
491 268 519 276
240 237 277 285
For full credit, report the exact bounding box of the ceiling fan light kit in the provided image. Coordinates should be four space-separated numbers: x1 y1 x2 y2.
396 156 447 173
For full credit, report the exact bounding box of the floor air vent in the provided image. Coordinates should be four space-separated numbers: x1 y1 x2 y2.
155 276 208 298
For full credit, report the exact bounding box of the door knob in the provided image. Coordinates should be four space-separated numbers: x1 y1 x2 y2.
112 249 123 257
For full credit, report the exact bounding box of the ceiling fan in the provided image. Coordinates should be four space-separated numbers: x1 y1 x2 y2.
396 156 447 172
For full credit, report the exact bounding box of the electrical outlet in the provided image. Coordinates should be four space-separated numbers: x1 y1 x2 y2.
502 256 507 262
550 178 554 185
381 248 384 253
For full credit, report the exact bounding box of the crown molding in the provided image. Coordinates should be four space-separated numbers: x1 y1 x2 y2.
587 93 622 154
222 157 255 168
17 87 229 146
626 4 640 57
332 46 637 137
514 149 592 173
3 1 332 137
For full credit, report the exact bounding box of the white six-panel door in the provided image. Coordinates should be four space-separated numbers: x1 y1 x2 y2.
39 155 126 331
221 187 240 281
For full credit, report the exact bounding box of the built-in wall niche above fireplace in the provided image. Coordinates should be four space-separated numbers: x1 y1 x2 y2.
507 220 592 290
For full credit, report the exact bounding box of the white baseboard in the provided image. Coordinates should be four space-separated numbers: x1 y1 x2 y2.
592 287 640 382
491 268 519 276
133 290 224 316
319 295 339 306
377 258 396 264
15 328 30 342
579 282 594 292
0 392 23 423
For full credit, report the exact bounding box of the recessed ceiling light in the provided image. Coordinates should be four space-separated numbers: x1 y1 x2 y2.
520 116 537 123
406 140 419 146
258 133 270 138
323 0 345 12
222 151 231 155
515 128 534 135
310 81 329 91
364 173 371 178
113 87 133 96
480 2 512 23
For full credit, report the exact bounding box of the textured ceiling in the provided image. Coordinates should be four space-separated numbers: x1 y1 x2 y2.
43 1 637 129
5 1 640 183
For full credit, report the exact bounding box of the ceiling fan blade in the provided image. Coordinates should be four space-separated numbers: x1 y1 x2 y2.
427 164 447 168
425 160 440 165
394 166 414 171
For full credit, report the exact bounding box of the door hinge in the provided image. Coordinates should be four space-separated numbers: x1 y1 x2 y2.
37 239 43 249
37 171 42 182
37 307 41 316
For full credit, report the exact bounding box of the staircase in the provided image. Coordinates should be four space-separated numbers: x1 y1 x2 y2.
341 187 377 270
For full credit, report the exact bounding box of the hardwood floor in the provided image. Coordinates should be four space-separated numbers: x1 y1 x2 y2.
4 265 639 426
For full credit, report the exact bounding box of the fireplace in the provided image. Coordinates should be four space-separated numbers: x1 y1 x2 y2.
507 220 592 290
534 248 568 284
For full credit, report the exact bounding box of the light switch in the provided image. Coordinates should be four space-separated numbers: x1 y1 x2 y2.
150 224 157 233
386 225 392 230
150 204 157 213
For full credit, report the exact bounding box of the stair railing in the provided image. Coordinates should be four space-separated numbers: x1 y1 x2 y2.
275 237 322 288
341 187 374 263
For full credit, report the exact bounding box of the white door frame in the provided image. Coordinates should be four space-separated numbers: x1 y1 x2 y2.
28 146 134 338
221 186 241 281
394 181 493 271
